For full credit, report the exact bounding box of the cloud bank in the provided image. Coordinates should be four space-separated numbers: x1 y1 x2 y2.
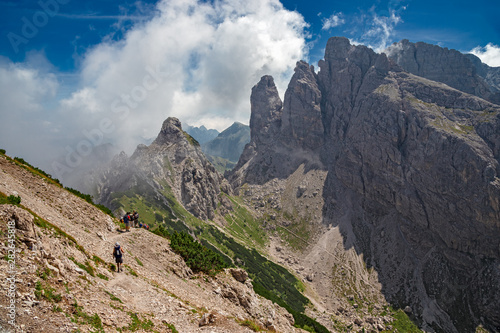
469 43 500 67
0 0 309 180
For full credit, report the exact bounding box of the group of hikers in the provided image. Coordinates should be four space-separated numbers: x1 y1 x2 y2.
121 210 139 232
113 210 150 272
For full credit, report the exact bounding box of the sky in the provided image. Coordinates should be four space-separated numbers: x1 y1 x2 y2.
0 0 499 181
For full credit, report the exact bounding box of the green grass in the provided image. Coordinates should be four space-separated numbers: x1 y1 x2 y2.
125 265 138 277
219 194 267 249
124 312 155 331
237 319 265 332
182 131 200 146
37 267 52 280
134 257 143 266
389 309 422 333
34 281 62 303
70 301 105 333
105 290 123 303
163 321 179 333
69 257 95 277
169 231 228 276
96 273 108 281
92 255 106 266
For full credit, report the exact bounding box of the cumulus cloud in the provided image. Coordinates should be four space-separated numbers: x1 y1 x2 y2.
0 0 309 181
469 43 500 67
321 12 344 30
0 55 60 168
60 0 308 150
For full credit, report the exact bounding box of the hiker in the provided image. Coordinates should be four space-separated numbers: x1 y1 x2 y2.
132 210 139 228
123 212 131 232
113 242 124 272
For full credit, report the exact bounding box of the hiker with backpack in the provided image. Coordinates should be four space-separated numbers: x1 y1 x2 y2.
113 242 124 272
122 212 131 232
132 210 139 228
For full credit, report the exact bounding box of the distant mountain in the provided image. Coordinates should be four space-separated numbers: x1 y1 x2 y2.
202 122 250 165
95 117 230 221
184 124 219 144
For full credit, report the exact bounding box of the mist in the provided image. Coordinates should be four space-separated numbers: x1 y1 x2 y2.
0 0 309 189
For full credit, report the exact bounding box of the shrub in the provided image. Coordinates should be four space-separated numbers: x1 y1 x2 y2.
7 195 21 205
152 224 171 239
0 149 5 154
170 231 228 276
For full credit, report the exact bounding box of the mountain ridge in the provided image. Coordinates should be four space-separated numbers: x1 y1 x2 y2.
230 36 500 332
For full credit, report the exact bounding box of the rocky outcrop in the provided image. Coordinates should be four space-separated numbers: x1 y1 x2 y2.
231 36 500 332
281 61 323 150
386 39 500 103
96 117 231 220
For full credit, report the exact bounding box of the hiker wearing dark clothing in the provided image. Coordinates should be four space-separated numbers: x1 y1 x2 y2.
113 242 124 272
123 212 131 232
132 211 139 228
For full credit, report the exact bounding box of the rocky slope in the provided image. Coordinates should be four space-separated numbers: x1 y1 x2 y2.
0 154 303 333
230 37 500 333
95 117 231 221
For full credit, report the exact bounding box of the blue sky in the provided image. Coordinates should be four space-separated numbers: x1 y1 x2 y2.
1 0 499 71
0 0 499 180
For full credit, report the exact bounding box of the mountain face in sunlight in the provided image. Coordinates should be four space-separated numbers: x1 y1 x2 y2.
230 37 500 332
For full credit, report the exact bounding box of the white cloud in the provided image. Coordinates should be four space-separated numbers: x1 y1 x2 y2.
60 0 309 154
321 12 344 30
0 56 60 168
363 9 402 52
469 43 500 67
349 5 406 53
0 0 308 181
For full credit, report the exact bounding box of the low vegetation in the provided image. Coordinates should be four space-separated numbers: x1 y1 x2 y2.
69 257 96 277
123 312 155 331
70 301 105 333
169 231 228 276
34 281 62 303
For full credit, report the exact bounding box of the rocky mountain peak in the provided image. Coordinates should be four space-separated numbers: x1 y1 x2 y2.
249 75 283 145
281 60 323 150
231 36 500 332
385 39 500 103
152 117 188 146
97 117 230 221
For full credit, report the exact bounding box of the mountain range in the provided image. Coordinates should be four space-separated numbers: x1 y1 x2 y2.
1 37 499 333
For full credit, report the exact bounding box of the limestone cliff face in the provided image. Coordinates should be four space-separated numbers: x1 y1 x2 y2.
231 37 500 332
386 39 500 103
97 117 230 220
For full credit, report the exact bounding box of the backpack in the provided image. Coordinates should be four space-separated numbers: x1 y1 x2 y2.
114 246 122 257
